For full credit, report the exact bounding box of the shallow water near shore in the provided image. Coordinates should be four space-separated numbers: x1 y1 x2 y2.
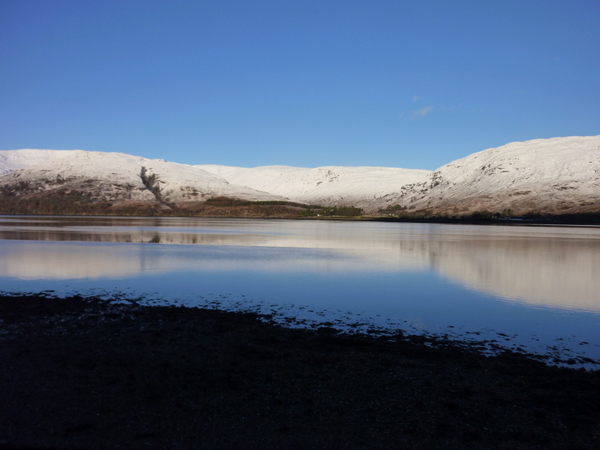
1 215 599 368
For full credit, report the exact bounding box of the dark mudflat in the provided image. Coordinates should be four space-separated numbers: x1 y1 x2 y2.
0 294 598 449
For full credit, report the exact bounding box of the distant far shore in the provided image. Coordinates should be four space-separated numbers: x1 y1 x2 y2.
1 191 599 224
1 293 600 449
371 214 600 227
2 208 600 226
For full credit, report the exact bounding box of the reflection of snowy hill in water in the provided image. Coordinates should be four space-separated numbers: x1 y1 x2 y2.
1 222 599 313
0 239 427 281
0 242 162 279
431 235 600 313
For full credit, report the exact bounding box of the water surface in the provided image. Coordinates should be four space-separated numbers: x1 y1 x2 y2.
1 215 599 367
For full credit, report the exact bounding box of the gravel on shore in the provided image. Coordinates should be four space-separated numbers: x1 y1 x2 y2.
1 293 599 449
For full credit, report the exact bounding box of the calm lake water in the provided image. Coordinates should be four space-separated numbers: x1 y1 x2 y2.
1 215 599 368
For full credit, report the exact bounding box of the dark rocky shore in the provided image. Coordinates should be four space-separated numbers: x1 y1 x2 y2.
1 294 599 449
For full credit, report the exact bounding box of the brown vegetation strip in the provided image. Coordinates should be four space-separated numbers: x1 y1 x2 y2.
0 294 599 449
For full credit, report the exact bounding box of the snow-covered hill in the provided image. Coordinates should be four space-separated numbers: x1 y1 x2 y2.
0 150 286 213
377 135 600 215
196 165 430 211
1 135 599 216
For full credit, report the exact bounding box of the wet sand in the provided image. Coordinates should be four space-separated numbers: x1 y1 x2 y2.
1 294 599 449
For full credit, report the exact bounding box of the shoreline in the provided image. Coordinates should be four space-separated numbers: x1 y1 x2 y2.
2 211 600 228
1 293 599 449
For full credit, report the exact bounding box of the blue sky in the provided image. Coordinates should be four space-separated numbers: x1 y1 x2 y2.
1 0 598 170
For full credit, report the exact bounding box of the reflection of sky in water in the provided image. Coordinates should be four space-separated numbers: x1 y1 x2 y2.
1 216 599 367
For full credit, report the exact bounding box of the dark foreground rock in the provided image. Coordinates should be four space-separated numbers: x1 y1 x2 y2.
0 294 599 449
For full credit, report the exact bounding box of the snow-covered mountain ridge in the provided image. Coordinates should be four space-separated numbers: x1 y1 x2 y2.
1 135 599 216
195 164 431 211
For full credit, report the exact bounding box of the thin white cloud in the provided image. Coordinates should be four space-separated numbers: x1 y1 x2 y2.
412 95 420 102
411 106 433 118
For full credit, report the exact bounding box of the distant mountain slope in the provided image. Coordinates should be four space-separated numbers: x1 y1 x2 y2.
377 135 600 215
196 165 431 211
0 149 68 175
